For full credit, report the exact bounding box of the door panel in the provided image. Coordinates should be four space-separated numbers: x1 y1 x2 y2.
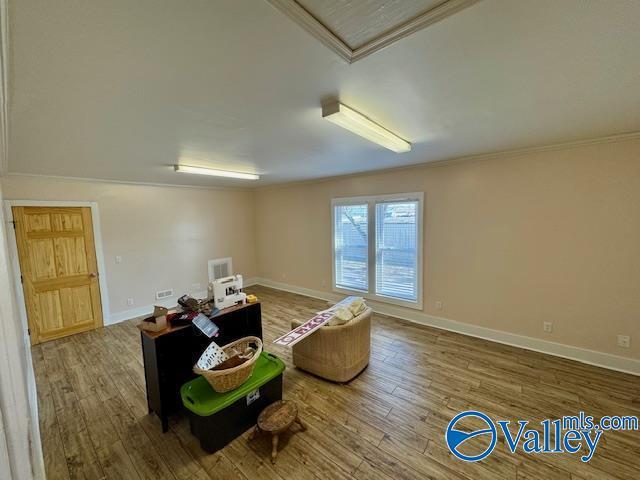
54 236 89 275
29 239 57 280
25 213 51 232
36 291 64 332
51 212 83 231
13 206 104 344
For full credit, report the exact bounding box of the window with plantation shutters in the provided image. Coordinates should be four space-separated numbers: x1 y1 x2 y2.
332 193 423 309
334 204 368 292
375 200 419 302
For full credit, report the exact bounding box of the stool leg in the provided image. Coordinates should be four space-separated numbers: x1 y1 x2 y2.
295 415 306 432
248 425 260 441
271 434 279 464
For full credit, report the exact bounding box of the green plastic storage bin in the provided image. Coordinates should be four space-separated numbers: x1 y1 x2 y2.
180 352 285 452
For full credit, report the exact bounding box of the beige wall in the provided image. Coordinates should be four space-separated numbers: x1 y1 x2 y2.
0 176 256 321
2 138 639 362
254 137 640 359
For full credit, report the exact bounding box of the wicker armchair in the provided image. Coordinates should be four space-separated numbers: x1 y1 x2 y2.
290 307 372 382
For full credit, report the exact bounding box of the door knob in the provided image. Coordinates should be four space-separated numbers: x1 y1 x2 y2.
89 272 98 278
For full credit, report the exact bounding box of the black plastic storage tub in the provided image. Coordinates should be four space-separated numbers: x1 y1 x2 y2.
180 352 285 453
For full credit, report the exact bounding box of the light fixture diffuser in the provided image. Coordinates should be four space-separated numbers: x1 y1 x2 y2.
174 165 260 180
322 102 411 153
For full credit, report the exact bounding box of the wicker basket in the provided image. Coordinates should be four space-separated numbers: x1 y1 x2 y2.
193 336 263 393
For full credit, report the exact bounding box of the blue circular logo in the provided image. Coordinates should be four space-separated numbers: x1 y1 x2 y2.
445 410 497 462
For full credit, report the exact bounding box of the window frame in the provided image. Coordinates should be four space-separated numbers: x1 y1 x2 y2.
331 192 424 310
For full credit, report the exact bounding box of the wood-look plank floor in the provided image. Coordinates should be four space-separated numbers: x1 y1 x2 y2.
34 286 640 479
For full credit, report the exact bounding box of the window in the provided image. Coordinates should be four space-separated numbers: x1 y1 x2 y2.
334 204 368 292
332 193 423 309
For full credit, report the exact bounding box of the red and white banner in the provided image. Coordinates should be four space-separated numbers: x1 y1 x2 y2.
272 311 336 347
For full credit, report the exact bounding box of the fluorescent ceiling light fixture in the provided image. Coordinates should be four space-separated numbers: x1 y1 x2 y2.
322 102 411 153
174 164 260 180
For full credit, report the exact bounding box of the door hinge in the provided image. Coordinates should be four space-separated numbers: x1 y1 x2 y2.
27 328 31 336
20 275 24 284
11 220 16 230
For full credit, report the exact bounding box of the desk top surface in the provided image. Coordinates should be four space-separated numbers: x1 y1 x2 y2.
137 301 260 339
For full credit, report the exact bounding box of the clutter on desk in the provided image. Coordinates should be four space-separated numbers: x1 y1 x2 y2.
178 294 200 312
192 312 220 338
246 294 258 304
137 268 252 338
193 336 262 393
138 300 262 433
181 351 285 453
272 296 366 347
211 274 247 310
139 305 171 332
178 294 219 316
167 310 197 327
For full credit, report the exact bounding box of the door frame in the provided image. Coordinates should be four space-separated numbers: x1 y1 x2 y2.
4 200 111 341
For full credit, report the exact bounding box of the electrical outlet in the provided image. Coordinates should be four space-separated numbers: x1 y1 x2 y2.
543 321 553 333
435 301 443 310
617 335 631 348
321 279 327 288
115 255 122 264
126 298 134 307
192 283 202 292
281 272 287 280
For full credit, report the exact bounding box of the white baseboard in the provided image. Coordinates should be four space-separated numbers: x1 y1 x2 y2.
251 277 640 376
106 277 260 326
106 290 205 325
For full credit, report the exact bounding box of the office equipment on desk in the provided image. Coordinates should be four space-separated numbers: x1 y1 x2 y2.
138 301 262 432
212 274 247 309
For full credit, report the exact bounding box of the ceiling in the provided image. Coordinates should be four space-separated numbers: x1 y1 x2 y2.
8 0 640 187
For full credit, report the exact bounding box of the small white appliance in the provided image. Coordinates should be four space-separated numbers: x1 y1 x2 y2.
211 274 246 310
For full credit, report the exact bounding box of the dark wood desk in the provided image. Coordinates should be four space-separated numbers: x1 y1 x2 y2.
138 302 262 432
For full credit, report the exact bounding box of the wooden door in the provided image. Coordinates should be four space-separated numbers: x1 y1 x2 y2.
13 206 104 344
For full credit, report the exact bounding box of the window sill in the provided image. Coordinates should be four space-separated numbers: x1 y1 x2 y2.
333 285 423 311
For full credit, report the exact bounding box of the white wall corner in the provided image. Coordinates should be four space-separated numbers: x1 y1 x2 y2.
0 217 45 478
252 277 640 377
0 0 7 177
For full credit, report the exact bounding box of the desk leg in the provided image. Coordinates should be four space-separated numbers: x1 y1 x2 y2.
141 331 153 415
161 415 169 433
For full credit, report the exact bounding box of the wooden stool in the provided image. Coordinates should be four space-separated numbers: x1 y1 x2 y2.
248 400 305 463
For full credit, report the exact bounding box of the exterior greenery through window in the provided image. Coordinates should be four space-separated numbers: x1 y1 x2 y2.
332 193 423 309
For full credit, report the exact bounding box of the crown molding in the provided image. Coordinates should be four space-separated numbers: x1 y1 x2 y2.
6 131 639 193
0 173 252 192
255 130 640 190
266 0 480 63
